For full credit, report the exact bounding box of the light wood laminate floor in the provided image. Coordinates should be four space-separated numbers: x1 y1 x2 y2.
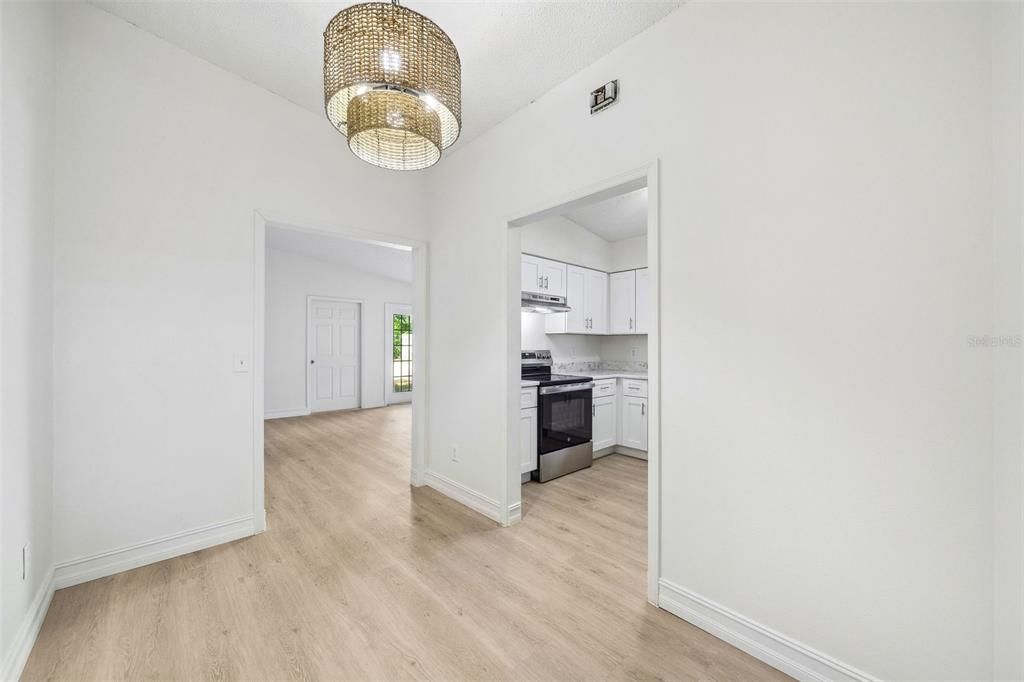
23 405 788 681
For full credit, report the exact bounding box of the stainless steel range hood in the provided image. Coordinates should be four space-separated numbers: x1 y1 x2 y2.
521 291 571 314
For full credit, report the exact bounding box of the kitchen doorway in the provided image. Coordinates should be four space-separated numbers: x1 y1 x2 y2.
504 163 661 605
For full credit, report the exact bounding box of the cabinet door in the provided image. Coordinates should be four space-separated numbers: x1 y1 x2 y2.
520 408 538 473
541 260 567 297
565 265 587 333
592 396 617 451
619 396 648 450
635 268 649 334
585 269 608 334
521 255 544 295
609 271 636 334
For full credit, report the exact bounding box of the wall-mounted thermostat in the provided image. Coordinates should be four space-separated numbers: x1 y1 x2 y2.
590 80 618 115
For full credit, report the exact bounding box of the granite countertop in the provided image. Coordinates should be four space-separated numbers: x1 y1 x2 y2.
521 379 540 388
563 370 649 381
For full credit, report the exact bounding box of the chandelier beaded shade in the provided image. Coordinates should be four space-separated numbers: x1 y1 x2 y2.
324 1 461 171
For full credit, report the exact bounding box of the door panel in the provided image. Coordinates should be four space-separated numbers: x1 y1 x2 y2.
609 271 636 334
593 396 616 450
308 298 360 412
585 270 608 334
620 396 648 450
635 268 649 334
521 255 544 294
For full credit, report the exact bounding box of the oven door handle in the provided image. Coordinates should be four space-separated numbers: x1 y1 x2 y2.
539 382 594 395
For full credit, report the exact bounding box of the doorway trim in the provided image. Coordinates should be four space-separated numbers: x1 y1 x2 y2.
503 161 661 605
384 302 414 406
253 211 429 533
306 296 365 413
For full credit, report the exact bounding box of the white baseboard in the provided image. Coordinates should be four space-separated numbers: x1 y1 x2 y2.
507 502 522 526
0 568 55 682
55 516 256 589
264 407 311 420
424 470 501 523
658 579 879 682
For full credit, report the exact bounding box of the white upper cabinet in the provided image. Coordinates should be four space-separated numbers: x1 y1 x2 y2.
521 255 566 297
521 255 544 294
542 260 567 297
584 269 608 334
546 265 607 334
609 270 637 334
635 268 649 334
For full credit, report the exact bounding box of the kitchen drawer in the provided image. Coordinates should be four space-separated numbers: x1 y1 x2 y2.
621 379 648 398
520 387 538 409
593 379 617 397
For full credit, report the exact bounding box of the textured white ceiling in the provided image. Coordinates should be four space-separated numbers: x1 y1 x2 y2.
565 187 647 242
89 1 681 147
267 225 413 283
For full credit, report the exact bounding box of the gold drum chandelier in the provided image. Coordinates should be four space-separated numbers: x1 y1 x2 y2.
324 0 461 171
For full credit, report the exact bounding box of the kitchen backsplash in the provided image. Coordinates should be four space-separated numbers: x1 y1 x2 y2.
552 358 648 373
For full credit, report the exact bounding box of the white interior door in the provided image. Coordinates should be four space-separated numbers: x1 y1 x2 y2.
385 303 414 405
308 298 361 412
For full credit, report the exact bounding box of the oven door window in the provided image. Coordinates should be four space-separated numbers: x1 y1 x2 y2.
539 389 592 454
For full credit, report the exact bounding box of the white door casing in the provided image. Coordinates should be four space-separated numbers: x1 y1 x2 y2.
308 297 361 412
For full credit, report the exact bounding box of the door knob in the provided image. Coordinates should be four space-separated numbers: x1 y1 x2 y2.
310 360 315 364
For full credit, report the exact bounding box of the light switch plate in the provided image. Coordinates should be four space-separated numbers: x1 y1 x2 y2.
233 354 250 373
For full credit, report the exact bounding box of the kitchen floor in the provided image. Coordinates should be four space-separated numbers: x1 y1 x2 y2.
22 406 788 681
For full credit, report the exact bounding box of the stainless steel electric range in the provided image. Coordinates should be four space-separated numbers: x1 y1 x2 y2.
521 350 594 482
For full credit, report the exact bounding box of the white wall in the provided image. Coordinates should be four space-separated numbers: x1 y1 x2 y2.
265 247 411 415
609 235 647 271
426 3 1002 679
520 215 611 272
520 311 602 362
991 3 1023 679
51 2 426 577
0 0 55 675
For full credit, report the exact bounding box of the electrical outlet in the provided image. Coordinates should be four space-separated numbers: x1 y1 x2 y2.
451 445 459 462
21 543 29 581
233 354 250 373
631 346 640 360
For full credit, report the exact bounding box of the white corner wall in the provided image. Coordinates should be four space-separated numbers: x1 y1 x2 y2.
0 0 56 677
609 235 647 271
51 2 426 584
521 215 612 271
265 248 412 416
425 3 1007 679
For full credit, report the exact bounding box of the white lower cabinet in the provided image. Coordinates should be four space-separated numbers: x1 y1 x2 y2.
618 394 649 451
520 407 538 474
592 396 617 451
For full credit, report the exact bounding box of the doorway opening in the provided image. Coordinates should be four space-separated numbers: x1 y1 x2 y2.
252 213 429 533
504 164 660 605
